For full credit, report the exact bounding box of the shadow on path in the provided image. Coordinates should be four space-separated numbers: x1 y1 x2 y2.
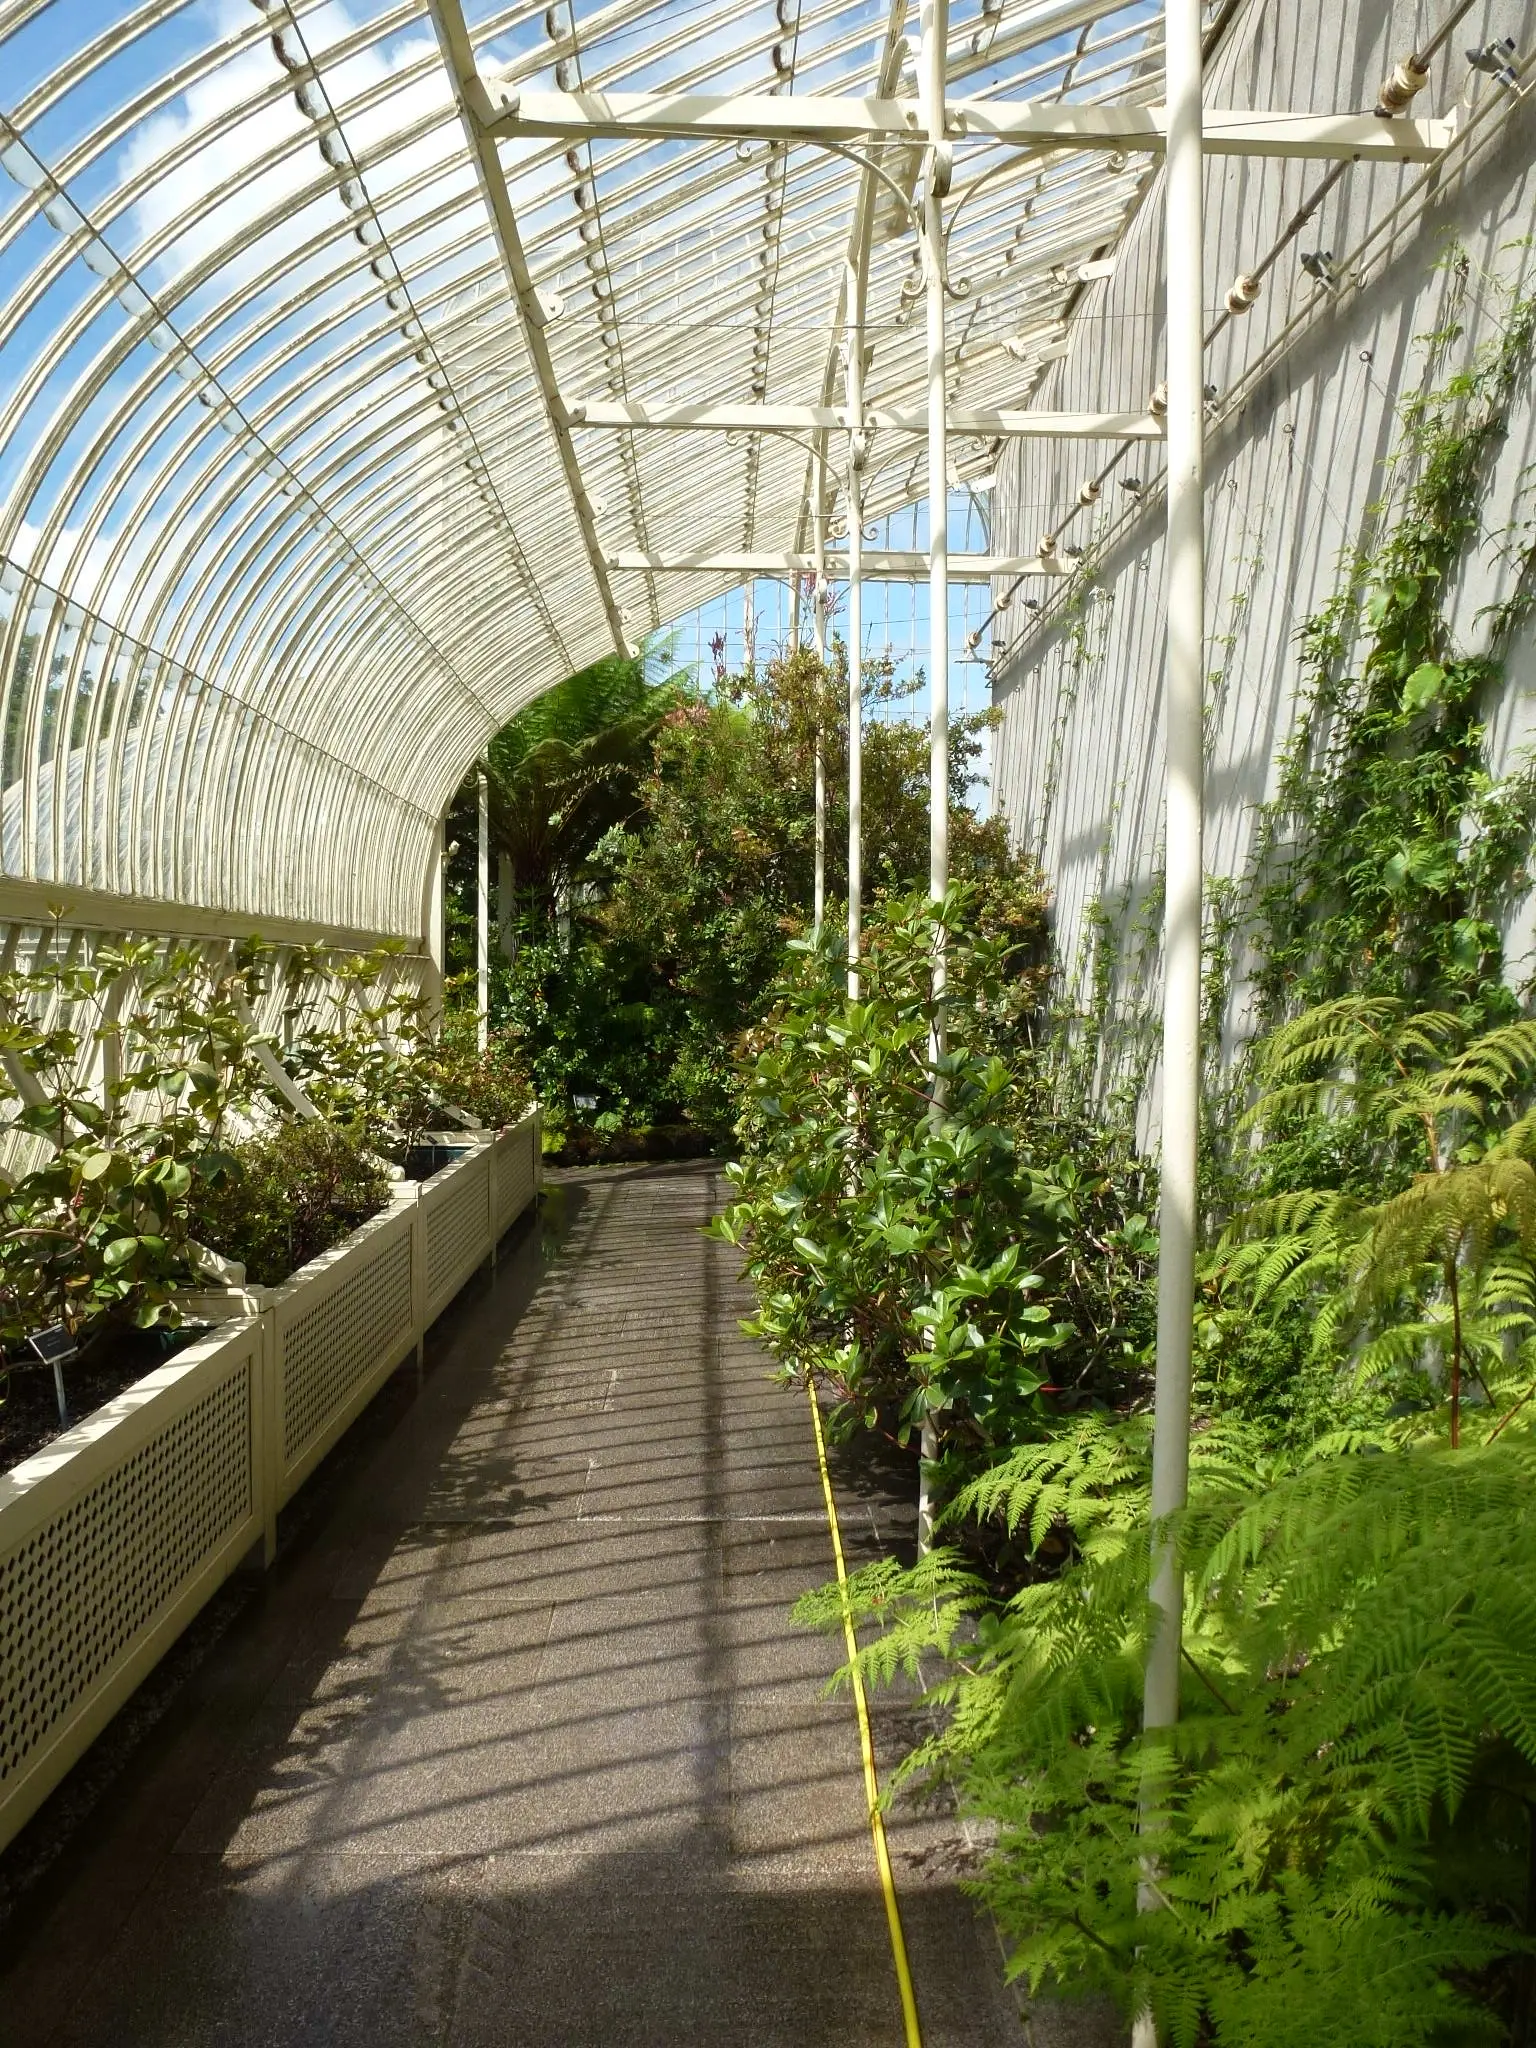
0 1163 1056 2046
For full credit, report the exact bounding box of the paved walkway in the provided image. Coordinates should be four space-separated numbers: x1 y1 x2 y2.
0 1162 1035 2046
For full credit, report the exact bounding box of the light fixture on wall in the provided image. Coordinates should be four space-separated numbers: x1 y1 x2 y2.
1300 248 1337 291
1466 37 1523 89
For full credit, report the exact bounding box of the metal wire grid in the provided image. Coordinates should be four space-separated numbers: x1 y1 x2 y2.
0 0 1182 934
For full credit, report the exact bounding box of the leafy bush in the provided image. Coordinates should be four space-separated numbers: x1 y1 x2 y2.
281 945 439 1157
713 885 1156 1481
419 1021 534 1131
454 646 1024 1149
778 267 1536 2048
184 1120 391 1287
282 948 532 1158
0 938 265 1349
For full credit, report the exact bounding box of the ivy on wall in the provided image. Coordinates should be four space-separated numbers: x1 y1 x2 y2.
1251 255 1536 1036
1046 253 1536 1170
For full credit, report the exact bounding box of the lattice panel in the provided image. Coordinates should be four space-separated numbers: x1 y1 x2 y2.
497 1127 536 1236
280 1232 413 1469
425 1157 490 1316
1 1358 253 1787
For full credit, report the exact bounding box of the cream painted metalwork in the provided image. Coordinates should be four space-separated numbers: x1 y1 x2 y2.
0 0 1454 946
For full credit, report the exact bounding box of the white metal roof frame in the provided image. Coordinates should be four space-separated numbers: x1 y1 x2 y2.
0 0 1449 941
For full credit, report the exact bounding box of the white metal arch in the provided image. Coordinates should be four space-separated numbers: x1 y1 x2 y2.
0 0 1447 948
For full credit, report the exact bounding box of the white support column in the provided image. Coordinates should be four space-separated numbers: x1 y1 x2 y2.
812 542 827 939
922 0 951 934
1143 0 1205 1737
476 764 490 1052
918 0 950 1559
424 821 446 1030
1135 13 1205 2036
845 258 867 1001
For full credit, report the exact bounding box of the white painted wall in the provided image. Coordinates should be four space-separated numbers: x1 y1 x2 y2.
990 0 1536 1131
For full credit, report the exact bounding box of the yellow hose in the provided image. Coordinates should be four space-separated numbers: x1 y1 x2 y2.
805 1377 925 2048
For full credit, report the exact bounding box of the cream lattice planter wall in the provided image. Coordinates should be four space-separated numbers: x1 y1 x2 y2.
269 1193 419 1520
0 1106 541 1855
0 1318 266 1855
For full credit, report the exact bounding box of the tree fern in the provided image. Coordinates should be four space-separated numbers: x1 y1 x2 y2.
801 1423 1536 2044
1220 1002 1536 1444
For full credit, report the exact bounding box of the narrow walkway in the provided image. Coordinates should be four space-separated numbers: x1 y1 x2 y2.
0 1163 1029 2046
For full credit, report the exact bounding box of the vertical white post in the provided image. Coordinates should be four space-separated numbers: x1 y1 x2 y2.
476 764 490 1052
497 851 515 962
917 0 950 1557
424 820 446 1030
744 581 756 674
812 547 828 939
847 486 863 998
1134 13 1204 2042
1144 0 1205 1739
922 0 950 932
845 267 866 1001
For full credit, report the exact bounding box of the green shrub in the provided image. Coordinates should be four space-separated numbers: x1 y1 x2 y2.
713 884 1156 1480
421 1023 534 1130
184 1120 390 1288
0 936 266 1349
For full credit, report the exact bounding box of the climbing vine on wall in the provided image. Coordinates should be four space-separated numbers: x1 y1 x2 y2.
1250 257 1536 1034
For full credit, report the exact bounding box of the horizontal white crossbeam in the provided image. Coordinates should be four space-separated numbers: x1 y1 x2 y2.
604 549 1066 580
476 84 1453 162
565 397 1163 439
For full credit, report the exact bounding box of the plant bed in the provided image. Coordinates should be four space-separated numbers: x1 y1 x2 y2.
184 1120 393 1289
0 1323 203 1476
550 1121 720 1167
0 1107 540 1858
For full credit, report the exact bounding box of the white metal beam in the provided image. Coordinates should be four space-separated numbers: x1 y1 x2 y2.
794 7 908 576
566 397 1163 439
604 548 1062 579
427 0 629 655
476 84 1452 162
476 763 490 1054
1139 0 1207 1907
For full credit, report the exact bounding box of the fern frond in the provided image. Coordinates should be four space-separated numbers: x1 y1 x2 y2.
1438 1017 1536 1104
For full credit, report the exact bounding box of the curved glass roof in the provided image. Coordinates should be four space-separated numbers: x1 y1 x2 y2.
0 0 1198 936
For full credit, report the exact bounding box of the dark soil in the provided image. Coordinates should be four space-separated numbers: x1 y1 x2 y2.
0 1325 200 1477
551 1123 721 1167
401 1141 477 1182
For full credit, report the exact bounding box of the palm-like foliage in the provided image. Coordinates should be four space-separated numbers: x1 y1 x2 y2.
801 1415 1536 2046
1221 997 1536 1443
486 702 669 919
445 654 680 945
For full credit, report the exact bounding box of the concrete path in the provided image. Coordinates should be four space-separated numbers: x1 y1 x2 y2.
0 1161 1034 2046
